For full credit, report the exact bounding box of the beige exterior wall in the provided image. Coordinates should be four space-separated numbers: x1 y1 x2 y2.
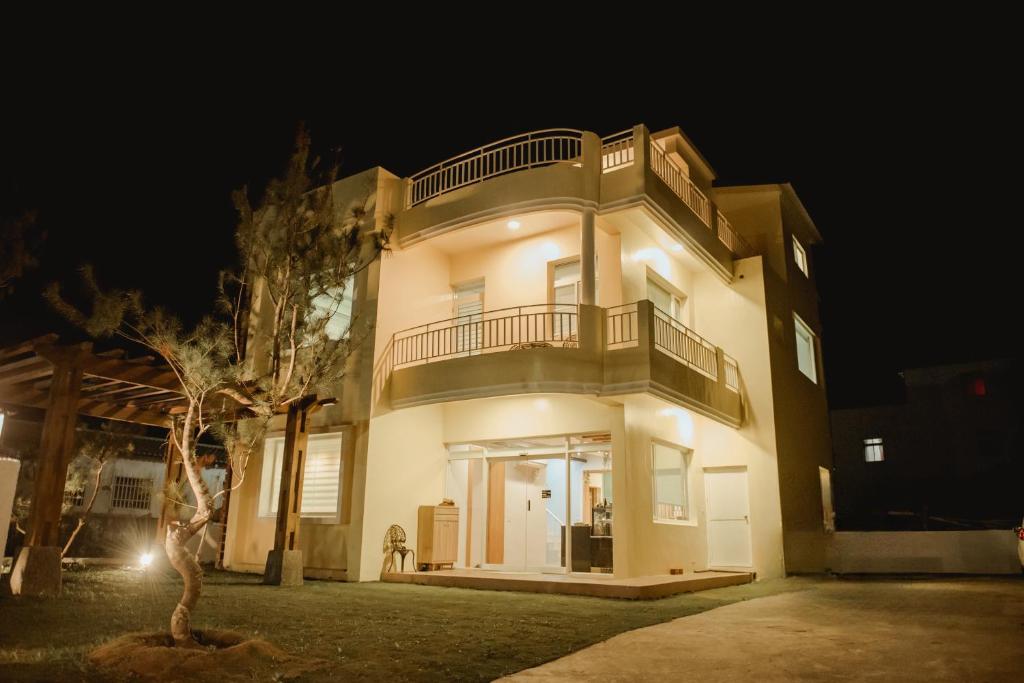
224 125 833 582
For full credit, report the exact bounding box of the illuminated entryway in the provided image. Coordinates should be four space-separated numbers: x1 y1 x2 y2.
445 433 612 575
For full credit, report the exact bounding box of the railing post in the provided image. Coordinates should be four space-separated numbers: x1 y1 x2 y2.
636 299 654 352
715 346 727 388
403 178 413 209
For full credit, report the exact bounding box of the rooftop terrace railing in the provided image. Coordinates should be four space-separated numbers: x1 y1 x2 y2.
405 129 583 208
648 140 713 228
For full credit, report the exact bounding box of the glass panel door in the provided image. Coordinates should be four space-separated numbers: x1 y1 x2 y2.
453 280 484 355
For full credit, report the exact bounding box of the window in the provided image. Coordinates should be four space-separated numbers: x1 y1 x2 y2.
793 314 818 383
793 236 808 276
647 278 686 323
63 486 85 508
864 437 884 463
110 476 153 511
309 275 356 341
652 442 689 522
259 433 343 519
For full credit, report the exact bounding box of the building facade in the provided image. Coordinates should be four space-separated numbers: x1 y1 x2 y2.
223 124 834 581
832 359 1021 531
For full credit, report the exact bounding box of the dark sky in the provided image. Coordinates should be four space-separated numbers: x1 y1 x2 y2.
1 48 1017 410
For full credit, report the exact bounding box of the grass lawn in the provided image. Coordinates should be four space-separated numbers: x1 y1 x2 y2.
0 567 808 681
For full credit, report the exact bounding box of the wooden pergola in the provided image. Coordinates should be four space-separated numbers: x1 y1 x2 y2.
1 334 322 593
0 335 193 595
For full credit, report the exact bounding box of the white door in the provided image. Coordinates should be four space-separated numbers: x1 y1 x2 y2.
705 468 752 568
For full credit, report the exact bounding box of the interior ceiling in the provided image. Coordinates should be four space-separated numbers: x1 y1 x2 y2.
427 210 579 255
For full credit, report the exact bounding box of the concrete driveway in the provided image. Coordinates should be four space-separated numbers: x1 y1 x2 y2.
506 577 1024 681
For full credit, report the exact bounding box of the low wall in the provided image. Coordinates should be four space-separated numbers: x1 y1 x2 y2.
830 530 1021 575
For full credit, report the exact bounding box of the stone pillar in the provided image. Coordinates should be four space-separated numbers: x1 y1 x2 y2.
580 208 597 306
10 349 85 596
264 395 319 586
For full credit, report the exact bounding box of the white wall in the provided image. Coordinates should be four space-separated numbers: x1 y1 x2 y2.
831 531 1021 574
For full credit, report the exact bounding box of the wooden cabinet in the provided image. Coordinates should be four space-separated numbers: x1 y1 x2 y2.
417 505 459 570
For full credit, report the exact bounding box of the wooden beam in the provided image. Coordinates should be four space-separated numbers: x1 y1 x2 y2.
0 358 53 386
74 399 171 427
25 353 84 547
0 334 57 363
35 342 183 394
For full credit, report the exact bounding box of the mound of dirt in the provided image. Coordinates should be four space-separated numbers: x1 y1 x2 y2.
87 630 326 682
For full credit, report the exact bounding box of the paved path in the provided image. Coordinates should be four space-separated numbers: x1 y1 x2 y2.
506 578 1024 681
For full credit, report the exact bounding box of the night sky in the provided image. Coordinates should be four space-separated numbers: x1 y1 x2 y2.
1 56 1016 410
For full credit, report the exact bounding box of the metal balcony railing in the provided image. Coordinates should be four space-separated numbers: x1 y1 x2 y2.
390 303 579 369
406 130 583 208
651 307 719 380
648 140 713 228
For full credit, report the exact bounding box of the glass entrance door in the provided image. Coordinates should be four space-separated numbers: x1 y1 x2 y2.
493 456 566 573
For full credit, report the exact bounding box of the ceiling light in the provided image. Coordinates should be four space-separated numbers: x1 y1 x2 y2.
507 220 521 230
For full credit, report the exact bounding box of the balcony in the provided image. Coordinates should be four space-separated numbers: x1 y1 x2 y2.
394 126 754 271
375 301 742 427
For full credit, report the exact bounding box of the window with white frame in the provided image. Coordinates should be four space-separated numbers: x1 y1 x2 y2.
110 476 153 511
259 433 343 519
793 314 818 383
309 275 356 341
793 236 808 276
648 277 686 324
652 442 689 522
864 437 885 462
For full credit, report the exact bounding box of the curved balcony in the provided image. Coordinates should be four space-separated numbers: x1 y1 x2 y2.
394 126 755 274
375 301 743 426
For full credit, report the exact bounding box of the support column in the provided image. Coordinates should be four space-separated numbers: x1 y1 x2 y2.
580 208 597 306
263 395 319 586
155 435 184 548
10 348 85 596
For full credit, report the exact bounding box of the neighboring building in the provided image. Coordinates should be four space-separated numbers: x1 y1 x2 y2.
224 124 835 582
831 359 1021 531
1 418 225 560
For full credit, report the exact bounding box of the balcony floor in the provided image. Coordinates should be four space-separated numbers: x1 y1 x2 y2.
380 568 753 599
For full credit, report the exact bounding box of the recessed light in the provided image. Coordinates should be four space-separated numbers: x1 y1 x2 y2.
670 243 683 252
507 220 521 230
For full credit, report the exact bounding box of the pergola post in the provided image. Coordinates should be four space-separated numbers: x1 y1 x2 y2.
263 395 319 586
10 346 86 596
155 435 184 549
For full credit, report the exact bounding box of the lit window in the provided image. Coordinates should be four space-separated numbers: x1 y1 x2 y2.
110 476 153 511
864 437 884 462
793 314 818 383
309 275 356 341
793 236 808 276
652 442 689 522
259 433 343 519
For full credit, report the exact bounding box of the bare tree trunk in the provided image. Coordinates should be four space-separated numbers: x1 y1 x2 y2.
166 521 204 647
165 408 214 647
61 461 106 559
